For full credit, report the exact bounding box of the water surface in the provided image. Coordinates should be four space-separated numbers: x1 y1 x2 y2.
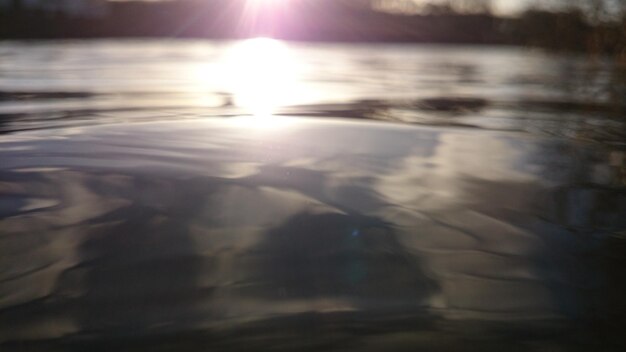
0 40 625 351
1 40 624 142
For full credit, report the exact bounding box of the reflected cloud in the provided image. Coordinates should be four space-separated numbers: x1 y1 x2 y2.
1 118 625 350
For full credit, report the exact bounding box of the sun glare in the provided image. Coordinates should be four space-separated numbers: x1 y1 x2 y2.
247 0 286 4
192 37 308 129
220 38 302 121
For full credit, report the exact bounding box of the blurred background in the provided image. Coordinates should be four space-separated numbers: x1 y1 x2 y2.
1 0 625 55
1 2 626 351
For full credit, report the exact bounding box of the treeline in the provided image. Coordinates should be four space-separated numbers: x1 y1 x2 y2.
0 0 624 53
510 8 625 54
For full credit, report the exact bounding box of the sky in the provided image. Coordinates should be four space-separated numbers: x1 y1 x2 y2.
493 0 530 14
115 0 533 15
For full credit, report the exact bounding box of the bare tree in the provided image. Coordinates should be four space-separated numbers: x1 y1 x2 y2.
548 0 626 22
371 0 493 14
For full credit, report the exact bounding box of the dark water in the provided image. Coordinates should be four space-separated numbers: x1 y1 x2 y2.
0 40 625 351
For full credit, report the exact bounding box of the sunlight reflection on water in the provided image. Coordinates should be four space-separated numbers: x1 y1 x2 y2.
210 38 305 119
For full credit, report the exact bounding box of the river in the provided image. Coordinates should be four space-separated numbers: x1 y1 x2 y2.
0 39 625 351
